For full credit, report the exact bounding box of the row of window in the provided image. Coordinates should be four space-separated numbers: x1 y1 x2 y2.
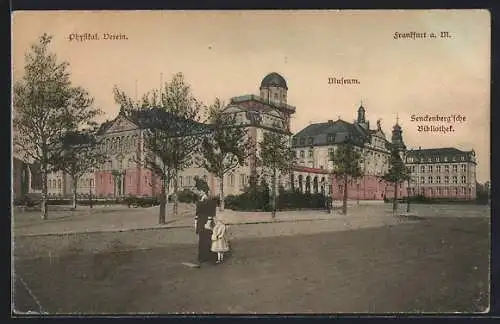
293 137 314 146
413 175 468 184
410 187 472 195
411 164 468 173
178 175 208 187
407 155 470 163
99 135 138 154
48 178 94 189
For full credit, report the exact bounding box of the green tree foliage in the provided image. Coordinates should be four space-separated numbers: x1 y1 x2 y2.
13 34 101 219
113 73 204 223
50 129 108 209
259 125 296 218
329 140 363 215
381 148 411 213
199 98 251 211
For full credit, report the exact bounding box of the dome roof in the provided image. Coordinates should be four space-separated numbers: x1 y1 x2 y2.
260 72 288 90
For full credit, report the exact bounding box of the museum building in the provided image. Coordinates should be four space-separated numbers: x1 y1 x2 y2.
44 72 476 202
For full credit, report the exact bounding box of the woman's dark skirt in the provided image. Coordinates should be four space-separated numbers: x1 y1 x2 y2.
198 229 216 263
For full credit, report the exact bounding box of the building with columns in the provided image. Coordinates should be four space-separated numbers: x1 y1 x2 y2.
43 72 477 202
405 147 477 200
290 104 409 201
46 72 295 199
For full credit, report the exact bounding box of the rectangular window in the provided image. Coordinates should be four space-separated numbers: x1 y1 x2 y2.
428 176 433 184
461 176 466 183
461 164 467 172
436 165 441 172
299 138 305 145
453 176 458 184
308 137 313 145
428 166 433 172
420 177 425 184
300 151 305 158
445 165 449 172
436 176 441 184
308 150 313 158
445 176 449 183
453 165 458 172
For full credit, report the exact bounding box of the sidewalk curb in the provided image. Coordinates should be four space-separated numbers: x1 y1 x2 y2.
14 214 380 238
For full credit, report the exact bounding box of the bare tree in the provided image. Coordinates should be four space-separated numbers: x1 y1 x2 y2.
13 34 101 219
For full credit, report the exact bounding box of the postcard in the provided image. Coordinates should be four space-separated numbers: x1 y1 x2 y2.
11 10 491 315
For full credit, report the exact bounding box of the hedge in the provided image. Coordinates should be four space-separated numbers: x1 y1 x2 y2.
224 185 329 212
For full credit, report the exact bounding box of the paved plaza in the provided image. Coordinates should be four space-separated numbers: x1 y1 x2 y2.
12 203 491 314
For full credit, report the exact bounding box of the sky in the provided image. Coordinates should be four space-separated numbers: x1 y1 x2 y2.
11 10 491 182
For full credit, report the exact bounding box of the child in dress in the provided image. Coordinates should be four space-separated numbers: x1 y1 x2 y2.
211 218 230 263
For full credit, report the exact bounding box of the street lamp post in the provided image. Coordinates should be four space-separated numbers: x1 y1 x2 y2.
356 178 360 205
406 177 411 213
89 183 93 209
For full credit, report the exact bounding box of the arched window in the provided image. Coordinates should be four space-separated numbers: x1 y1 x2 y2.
313 176 319 193
57 179 61 189
305 176 311 193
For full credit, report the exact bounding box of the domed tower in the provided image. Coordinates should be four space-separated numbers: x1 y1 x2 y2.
260 72 288 106
391 115 407 158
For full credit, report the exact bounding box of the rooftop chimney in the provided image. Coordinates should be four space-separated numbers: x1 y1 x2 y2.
328 119 334 124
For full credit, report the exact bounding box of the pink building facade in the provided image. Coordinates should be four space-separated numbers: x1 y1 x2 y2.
291 166 408 201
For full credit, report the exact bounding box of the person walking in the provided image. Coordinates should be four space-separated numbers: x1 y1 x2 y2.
194 180 217 264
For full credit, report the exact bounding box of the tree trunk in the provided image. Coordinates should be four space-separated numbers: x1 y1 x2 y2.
342 174 348 215
173 171 179 216
406 180 410 213
219 175 225 211
72 177 78 210
159 177 166 224
41 165 48 220
393 182 399 213
271 169 277 218
89 185 93 209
